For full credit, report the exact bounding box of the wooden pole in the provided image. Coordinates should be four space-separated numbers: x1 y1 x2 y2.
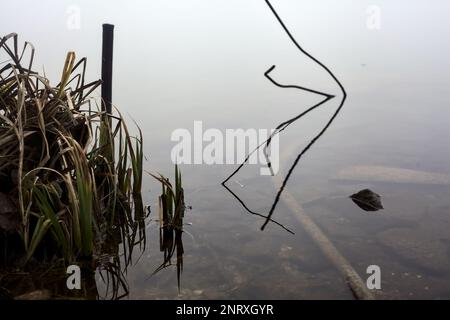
101 24 114 114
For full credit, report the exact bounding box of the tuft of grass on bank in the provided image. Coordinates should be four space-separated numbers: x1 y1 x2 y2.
0 33 147 268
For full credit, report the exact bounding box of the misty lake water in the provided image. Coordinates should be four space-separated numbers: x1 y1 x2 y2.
2 0 450 299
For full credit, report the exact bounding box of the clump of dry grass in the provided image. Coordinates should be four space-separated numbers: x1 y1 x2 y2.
0 33 146 268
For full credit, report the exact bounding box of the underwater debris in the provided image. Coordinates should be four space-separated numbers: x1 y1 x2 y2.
350 189 384 212
335 165 450 186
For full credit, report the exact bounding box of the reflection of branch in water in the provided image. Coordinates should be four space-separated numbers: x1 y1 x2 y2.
222 0 347 232
222 181 295 234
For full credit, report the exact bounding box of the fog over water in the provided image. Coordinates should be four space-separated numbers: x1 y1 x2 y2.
2 0 450 299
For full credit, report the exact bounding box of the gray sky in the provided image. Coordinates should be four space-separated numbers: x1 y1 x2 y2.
2 0 449 173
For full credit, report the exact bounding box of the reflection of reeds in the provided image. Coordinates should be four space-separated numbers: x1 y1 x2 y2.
0 32 146 281
148 165 185 292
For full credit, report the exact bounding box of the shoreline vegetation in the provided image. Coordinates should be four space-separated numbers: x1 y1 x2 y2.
0 33 184 299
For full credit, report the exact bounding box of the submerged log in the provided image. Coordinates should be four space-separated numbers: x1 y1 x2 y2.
272 176 376 300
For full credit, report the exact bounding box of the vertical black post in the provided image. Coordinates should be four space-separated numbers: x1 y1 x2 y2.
101 24 114 114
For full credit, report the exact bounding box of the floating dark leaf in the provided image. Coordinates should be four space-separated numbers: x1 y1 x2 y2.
350 189 383 212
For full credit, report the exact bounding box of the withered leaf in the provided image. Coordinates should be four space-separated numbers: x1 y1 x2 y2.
350 189 384 212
